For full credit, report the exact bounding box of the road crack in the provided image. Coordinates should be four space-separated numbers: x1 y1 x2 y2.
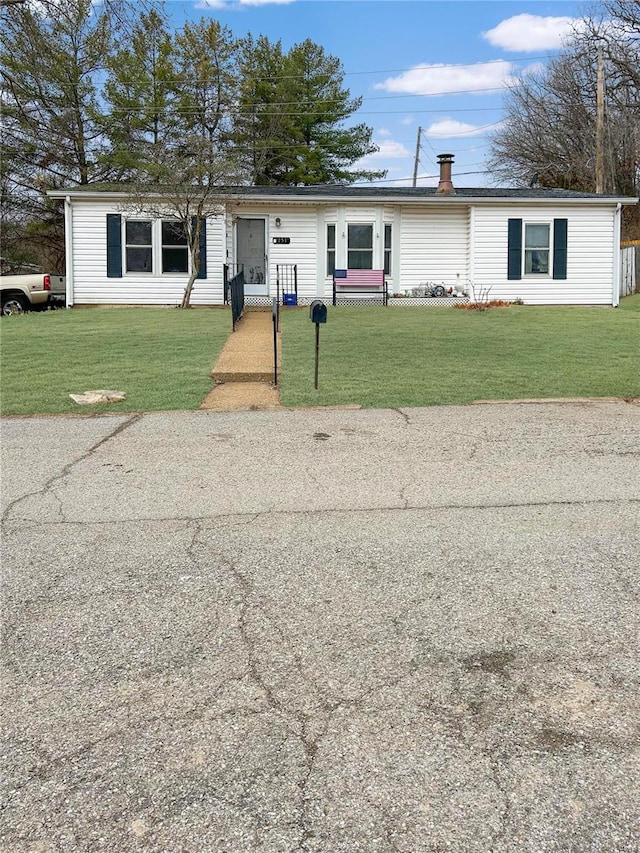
2 413 143 527
391 407 411 426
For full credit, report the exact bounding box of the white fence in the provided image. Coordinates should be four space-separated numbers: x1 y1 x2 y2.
620 245 638 297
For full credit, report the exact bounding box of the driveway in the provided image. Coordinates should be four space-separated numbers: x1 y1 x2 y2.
1 402 639 852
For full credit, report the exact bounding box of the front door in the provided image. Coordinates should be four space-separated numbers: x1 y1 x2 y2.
236 218 268 296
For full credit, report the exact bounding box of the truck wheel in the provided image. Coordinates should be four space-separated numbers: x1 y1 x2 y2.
1 295 29 316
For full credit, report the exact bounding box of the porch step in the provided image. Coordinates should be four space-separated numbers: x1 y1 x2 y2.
211 310 280 383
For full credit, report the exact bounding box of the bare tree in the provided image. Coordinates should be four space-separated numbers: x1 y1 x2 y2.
121 139 241 307
488 7 639 197
115 19 242 307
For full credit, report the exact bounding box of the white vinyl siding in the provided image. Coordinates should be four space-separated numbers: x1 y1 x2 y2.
267 209 317 300
268 209 317 300
226 205 318 300
64 195 624 307
398 206 469 291
70 201 224 305
473 205 616 304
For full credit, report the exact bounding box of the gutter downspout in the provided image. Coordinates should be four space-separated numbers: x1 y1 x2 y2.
612 203 621 307
64 196 74 307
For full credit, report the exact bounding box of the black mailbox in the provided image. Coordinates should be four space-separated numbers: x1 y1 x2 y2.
309 300 327 324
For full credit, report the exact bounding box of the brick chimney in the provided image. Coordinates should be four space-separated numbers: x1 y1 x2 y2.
436 153 455 195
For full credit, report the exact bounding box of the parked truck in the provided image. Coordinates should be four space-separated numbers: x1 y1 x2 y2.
0 274 65 315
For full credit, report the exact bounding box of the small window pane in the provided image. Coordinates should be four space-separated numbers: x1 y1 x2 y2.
162 221 187 245
327 224 336 276
525 223 549 248
525 250 549 275
348 224 373 250
384 224 392 275
347 250 373 270
162 247 188 273
126 247 152 272
126 221 152 245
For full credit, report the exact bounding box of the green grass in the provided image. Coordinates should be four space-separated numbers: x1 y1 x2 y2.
2 298 639 415
0 307 231 415
280 295 640 408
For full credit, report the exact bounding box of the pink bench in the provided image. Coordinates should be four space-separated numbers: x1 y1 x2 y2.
332 269 388 305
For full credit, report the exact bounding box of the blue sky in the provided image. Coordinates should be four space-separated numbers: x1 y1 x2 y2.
166 0 587 186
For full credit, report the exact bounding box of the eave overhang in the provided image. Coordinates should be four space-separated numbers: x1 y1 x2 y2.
47 188 639 207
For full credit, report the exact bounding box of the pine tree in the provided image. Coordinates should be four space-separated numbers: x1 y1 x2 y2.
233 35 292 185
100 8 178 179
233 37 385 185
1 0 130 271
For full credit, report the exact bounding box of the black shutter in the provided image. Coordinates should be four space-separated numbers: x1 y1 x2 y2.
198 218 207 279
507 218 522 280
553 218 568 280
106 214 122 277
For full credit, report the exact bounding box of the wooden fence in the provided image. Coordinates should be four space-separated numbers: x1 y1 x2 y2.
620 243 638 297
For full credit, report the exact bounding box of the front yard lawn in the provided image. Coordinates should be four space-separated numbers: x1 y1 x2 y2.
2 299 638 416
0 307 230 415
280 296 640 408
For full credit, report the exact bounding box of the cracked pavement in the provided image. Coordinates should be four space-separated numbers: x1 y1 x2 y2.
1 401 639 851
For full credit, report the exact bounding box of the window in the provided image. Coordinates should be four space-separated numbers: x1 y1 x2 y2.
347 223 373 269
125 220 152 273
327 224 336 276
508 218 567 281
384 224 392 276
108 215 207 280
524 223 550 275
162 220 188 273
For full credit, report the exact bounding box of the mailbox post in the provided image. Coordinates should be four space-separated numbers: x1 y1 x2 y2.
272 298 279 386
309 300 327 389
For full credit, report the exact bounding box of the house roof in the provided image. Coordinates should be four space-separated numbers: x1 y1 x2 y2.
48 183 639 205
225 185 637 202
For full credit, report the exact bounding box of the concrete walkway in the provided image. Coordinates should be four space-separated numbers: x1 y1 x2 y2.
201 309 282 410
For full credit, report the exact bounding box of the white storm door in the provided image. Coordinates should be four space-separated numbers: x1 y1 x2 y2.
236 218 268 296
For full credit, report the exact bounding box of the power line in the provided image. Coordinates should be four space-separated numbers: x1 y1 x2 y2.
102 102 509 118
354 169 491 186
339 54 556 78
101 53 553 90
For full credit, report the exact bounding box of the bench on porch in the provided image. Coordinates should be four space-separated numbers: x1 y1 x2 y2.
332 269 389 306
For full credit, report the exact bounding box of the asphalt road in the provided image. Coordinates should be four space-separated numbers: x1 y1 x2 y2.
1 401 639 852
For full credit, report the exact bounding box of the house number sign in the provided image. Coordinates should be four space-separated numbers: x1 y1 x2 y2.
272 237 291 244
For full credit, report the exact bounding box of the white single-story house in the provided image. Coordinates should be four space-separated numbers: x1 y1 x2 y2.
49 155 638 308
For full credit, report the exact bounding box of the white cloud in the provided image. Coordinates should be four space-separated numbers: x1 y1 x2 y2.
377 128 392 137
482 14 579 52
370 140 410 159
196 0 293 8
400 117 414 126
425 119 497 139
353 139 410 174
375 61 516 97
520 62 546 77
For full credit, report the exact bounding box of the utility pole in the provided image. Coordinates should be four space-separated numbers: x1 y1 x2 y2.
412 126 422 188
596 44 605 194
